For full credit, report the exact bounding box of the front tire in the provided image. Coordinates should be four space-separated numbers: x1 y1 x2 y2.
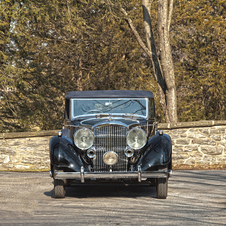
156 178 168 199
54 179 65 198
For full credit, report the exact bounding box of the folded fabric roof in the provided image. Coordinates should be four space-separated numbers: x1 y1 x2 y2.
66 90 154 99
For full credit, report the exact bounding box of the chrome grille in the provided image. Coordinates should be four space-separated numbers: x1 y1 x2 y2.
93 125 127 172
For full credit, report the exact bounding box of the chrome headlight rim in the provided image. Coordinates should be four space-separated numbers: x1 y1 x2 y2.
73 127 94 150
126 127 147 150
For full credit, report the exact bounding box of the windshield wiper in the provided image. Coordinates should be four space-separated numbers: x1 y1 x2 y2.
122 113 145 119
96 113 111 118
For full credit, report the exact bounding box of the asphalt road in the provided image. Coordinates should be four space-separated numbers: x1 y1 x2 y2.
0 171 225 226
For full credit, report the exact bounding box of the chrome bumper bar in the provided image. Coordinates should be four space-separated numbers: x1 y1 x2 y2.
53 166 172 183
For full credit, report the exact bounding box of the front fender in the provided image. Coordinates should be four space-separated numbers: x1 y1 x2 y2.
49 136 84 172
138 132 172 171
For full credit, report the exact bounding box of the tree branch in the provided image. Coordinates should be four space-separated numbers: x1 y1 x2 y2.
168 0 174 31
120 7 154 63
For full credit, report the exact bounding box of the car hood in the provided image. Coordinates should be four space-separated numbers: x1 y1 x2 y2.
77 117 145 128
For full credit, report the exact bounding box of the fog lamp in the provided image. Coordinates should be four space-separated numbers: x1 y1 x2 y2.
103 151 118 166
124 147 134 158
87 147 96 159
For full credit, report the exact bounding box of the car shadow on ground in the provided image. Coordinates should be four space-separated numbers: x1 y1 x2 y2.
44 183 157 199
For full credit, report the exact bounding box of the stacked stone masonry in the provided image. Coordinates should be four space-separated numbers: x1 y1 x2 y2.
159 121 226 167
0 131 56 171
0 121 226 171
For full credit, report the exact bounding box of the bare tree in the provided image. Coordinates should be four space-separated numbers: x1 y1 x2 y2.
120 0 178 123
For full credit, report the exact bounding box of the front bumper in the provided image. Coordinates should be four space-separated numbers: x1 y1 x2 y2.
53 166 172 183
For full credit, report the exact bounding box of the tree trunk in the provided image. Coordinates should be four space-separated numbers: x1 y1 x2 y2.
111 0 178 122
157 0 177 122
142 0 177 123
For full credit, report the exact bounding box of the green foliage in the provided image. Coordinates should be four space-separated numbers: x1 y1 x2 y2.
0 0 156 132
0 0 226 132
172 0 226 121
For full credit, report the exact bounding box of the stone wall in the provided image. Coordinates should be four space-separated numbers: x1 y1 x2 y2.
0 131 57 171
0 120 226 171
159 121 226 168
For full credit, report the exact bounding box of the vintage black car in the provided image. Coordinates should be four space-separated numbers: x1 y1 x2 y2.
49 90 172 199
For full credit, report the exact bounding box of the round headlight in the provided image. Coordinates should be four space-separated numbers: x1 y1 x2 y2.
127 128 147 150
103 151 118 166
74 128 94 150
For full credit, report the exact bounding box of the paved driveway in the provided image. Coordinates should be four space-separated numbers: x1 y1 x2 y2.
0 171 225 225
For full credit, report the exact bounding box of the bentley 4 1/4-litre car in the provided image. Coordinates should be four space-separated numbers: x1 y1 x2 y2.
49 90 172 199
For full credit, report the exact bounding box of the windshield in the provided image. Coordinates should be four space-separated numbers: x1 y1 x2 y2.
71 98 148 118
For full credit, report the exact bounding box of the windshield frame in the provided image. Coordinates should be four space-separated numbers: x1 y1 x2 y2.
70 98 149 120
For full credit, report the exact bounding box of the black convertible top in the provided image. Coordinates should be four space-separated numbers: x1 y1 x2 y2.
66 90 154 99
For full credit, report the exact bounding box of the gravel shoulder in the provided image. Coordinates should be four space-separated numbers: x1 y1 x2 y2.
0 170 225 225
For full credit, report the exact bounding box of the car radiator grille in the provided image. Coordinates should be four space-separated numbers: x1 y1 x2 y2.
93 125 128 172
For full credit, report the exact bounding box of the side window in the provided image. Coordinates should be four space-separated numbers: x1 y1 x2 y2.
149 99 155 118
65 99 70 119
